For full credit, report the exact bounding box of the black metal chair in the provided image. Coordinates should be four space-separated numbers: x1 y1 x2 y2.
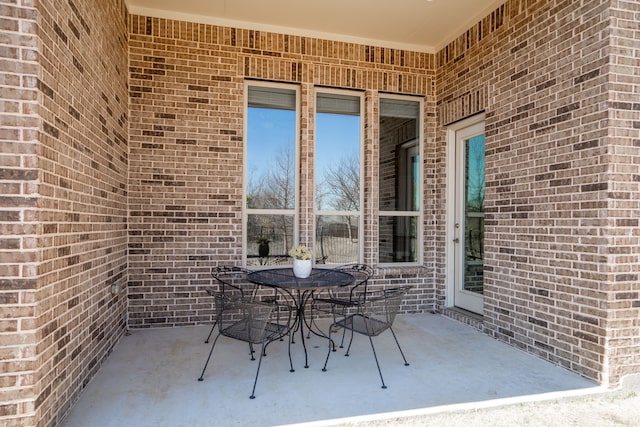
205 265 276 344
322 286 411 389
205 265 294 361
197 292 294 398
309 264 373 345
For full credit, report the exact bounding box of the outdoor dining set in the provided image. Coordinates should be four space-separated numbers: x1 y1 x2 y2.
197 264 412 398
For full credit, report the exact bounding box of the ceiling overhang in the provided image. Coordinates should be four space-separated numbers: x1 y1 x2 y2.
125 0 507 53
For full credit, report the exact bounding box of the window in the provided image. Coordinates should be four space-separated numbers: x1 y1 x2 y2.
315 91 363 264
245 83 298 266
378 97 422 264
244 85 422 267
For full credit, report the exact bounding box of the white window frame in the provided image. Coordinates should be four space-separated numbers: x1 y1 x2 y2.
243 81 301 266
313 88 365 265
378 94 424 267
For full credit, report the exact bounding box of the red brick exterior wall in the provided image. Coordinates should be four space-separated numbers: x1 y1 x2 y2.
36 1 129 425
1 1 40 425
1 0 129 426
436 0 640 384
606 0 640 384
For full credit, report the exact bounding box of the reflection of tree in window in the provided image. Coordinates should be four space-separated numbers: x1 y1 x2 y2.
465 135 485 213
246 145 295 261
316 153 360 252
464 135 485 262
245 85 297 265
317 154 359 212
247 144 295 210
315 92 361 264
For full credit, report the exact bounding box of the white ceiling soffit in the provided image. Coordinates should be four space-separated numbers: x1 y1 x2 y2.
126 0 507 53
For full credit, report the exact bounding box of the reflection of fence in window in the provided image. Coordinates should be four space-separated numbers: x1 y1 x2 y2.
317 223 358 264
246 255 291 267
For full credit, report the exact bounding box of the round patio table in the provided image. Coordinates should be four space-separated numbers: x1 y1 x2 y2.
247 267 354 369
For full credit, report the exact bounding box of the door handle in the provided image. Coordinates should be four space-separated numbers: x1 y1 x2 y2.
453 238 460 243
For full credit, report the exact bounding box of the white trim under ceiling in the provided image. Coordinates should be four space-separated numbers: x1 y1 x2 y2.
126 0 507 53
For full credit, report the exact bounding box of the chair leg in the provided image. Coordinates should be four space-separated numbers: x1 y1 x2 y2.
322 326 335 372
344 326 355 356
389 326 410 366
198 333 221 381
306 304 313 339
339 325 349 348
287 331 295 372
368 336 387 389
204 320 217 344
250 341 268 399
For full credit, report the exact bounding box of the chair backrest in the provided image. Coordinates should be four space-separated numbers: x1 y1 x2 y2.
214 293 274 345
212 265 285 304
211 265 257 299
337 264 373 285
356 286 410 336
333 264 374 300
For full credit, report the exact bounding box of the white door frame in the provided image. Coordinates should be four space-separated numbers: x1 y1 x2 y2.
445 113 485 313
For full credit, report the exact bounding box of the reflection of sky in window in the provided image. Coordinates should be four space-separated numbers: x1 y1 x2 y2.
316 113 360 210
247 107 295 179
247 108 360 186
316 113 360 174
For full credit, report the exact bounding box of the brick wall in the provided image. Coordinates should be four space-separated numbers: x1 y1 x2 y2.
127 16 437 328
0 1 40 425
436 0 639 385
35 1 129 425
605 0 640 385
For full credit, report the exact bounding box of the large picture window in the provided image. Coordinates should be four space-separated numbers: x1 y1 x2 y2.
315 91 363 264
378 97 422 264
244 85 422 268
245 84 298 266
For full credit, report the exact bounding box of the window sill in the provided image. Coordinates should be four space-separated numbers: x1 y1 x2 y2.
376 264 431 276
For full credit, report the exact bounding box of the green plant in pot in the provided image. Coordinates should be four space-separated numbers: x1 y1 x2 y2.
257 237 270 258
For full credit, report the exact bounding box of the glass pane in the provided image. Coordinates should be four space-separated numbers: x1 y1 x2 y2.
315 215 359 264
246 214 294 266
464 134 485 293
315 93 360 211
412 148 420 210
246 87 296 210
378 216 418 263
379 98 420 212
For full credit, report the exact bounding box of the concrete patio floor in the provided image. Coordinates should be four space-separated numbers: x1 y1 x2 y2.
61 314 600 427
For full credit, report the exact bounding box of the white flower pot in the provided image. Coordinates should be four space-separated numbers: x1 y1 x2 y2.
293 259 312 278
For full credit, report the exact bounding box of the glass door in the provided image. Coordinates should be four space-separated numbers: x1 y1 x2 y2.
453 121 485 314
